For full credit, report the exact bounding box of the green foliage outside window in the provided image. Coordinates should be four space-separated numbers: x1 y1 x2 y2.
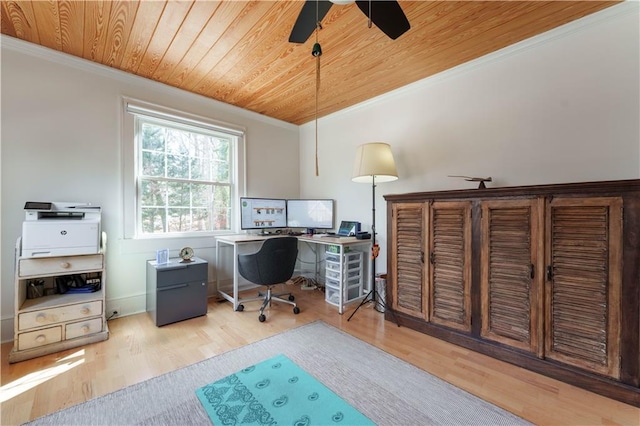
138 120 232 234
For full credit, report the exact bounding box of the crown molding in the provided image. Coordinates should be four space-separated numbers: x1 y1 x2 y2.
0 34 298 131
2 1 636 130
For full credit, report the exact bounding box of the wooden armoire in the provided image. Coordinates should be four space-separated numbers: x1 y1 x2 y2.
384 179 640 406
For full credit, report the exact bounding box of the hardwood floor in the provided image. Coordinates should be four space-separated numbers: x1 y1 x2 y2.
1 285 638 425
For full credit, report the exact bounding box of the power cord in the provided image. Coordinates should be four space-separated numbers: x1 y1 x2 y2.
291 275 323 292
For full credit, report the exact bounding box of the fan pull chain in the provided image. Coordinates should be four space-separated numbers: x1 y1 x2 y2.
315 49 320 176
313 22 322 177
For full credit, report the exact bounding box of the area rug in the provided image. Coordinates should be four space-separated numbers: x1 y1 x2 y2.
26 320 530 425
196 354 373 425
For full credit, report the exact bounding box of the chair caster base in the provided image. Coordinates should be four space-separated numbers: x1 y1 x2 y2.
259 314 266 322
236 304 244 312
293 306 300 314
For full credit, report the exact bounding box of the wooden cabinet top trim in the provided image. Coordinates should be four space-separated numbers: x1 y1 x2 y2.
384 179 640 202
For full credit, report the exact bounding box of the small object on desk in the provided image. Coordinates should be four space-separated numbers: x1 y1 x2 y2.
180 246 194 262
356 232 371 240
156 248 169 265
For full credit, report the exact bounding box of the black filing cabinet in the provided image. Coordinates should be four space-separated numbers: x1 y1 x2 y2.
146 257 208 326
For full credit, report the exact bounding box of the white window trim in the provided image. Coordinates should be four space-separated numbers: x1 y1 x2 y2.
122 97 246 239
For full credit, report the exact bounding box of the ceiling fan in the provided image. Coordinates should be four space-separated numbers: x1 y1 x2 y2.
288 0 411 43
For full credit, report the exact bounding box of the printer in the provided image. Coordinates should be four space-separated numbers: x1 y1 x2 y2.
21 201 102 258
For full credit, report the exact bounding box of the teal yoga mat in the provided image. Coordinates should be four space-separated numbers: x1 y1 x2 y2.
196 354 373 425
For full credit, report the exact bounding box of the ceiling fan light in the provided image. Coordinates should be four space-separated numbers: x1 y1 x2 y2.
331 0 355 5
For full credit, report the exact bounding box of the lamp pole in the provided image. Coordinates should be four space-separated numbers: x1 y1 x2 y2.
348 173 399 325
371 174 377 308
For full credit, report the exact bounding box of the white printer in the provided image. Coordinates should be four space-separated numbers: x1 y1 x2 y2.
21 201 102 258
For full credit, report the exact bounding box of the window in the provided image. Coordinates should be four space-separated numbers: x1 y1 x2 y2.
123 99 245 238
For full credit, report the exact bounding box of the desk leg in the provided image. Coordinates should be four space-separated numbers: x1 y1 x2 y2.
338 245 344 315
216 240 240 311
232 243 239 311
215 240 220 298
315 244 321 284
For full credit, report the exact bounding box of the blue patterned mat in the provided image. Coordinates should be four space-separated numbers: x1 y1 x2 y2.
196 354 374 425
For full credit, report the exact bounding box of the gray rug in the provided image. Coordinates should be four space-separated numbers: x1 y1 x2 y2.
26 321 530 425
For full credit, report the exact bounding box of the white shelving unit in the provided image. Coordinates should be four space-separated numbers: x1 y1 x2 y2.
9 233 109 363
324 250 363 307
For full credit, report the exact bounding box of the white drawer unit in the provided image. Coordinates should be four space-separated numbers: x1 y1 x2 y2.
17 326 63 351
66 317 104 340
19 254 104 278
18 300 103 331
324 250 364 307
9 234 109 363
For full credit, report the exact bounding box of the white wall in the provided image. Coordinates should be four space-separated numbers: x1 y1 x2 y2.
299 2 640 274
1 39 299 342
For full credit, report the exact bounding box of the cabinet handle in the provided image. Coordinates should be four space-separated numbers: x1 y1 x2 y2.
158 283 189 292
420 251 425 263
81 325 90 333
530 264 535 279
35 335 46 343
546 266 553 281
430 252 435 265
36 314 47 323
60 262 71 269
81 307 91 315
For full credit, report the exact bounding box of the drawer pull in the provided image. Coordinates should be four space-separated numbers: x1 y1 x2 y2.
35 334 46 343
36 314 47 323
60 261 71 269
81 307 91 315
81 325 90 333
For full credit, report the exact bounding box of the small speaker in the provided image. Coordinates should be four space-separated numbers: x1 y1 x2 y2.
356 232 371 240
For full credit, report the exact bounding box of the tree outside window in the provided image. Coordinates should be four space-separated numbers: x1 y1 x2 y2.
136 118 233 234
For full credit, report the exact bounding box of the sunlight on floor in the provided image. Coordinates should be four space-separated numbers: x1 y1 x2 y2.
0 350 85 403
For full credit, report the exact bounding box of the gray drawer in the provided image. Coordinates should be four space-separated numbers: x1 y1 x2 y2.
152 259 207 288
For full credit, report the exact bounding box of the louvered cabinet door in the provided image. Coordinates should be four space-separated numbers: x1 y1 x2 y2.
545 197 622 378
480 199 544 356
428 201 472 331
390 202 428 318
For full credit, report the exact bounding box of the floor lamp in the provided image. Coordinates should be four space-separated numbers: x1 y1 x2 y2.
348 142 400 326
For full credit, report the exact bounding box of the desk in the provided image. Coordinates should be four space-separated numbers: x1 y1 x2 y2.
215 234 372 314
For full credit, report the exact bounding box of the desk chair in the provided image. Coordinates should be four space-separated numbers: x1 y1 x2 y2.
237 237 300 322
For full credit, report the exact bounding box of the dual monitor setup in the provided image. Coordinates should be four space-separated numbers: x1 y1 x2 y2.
240 197 361 237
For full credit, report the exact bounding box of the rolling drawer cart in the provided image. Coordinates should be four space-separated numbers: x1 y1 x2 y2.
324 250 364 308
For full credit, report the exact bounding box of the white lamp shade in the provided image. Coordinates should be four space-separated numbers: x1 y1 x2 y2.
352 142 399 183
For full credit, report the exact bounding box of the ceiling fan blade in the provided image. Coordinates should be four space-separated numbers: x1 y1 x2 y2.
355 0 410 40
289 0 334 43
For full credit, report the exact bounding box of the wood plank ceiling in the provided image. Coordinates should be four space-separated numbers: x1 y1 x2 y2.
1 1 619 125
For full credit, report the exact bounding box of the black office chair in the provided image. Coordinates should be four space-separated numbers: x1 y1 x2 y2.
237 237 300 322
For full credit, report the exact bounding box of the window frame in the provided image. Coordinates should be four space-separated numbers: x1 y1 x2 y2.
122 98 246 239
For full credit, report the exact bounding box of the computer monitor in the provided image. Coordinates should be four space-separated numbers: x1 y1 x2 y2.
240 198 287 231
286 199 334 232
